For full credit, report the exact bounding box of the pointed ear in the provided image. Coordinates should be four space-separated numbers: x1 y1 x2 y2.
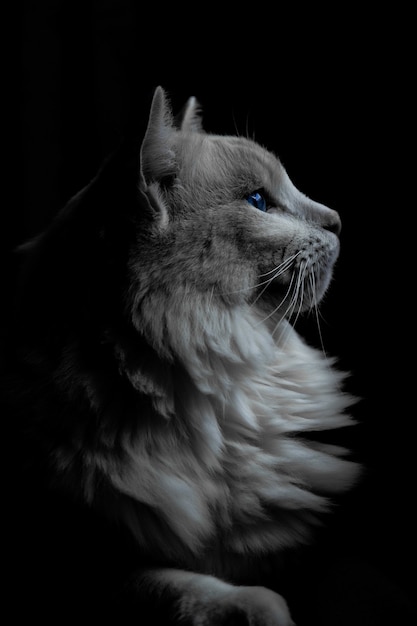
139 86 177 188
177 96 205 133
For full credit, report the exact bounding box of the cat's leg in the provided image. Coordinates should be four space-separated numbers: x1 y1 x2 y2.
119 567 295 626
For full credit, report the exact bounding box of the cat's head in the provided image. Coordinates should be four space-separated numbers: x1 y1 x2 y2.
13 86 342 357
132 86 341 318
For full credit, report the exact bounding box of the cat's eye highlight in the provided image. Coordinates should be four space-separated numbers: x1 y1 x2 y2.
246 190 267 212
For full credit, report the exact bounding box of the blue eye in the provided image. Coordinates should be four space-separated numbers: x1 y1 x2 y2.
246 190 267 212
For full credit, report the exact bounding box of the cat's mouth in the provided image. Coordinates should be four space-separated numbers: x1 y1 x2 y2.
262 244 338 315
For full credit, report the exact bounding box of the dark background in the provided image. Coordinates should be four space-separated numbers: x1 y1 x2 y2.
13 1 415 623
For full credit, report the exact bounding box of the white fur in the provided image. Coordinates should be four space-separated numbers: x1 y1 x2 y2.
110 299 359 569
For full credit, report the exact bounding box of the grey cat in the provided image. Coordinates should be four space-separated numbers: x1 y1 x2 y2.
8 86 360 625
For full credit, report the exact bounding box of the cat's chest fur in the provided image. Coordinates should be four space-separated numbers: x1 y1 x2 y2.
108 302 357 570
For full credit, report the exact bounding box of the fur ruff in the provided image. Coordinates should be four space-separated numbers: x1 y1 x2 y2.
53 289 359 580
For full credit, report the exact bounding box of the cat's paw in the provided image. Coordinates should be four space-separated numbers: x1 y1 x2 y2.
178 583 295 626
223 585 295 626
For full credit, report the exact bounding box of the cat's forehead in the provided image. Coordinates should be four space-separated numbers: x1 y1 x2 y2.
178 132 285 186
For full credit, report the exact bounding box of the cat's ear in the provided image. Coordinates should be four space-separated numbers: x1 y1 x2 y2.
177 96 205 133
139 86 177 188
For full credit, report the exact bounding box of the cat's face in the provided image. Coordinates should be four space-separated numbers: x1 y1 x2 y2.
132 88 341 322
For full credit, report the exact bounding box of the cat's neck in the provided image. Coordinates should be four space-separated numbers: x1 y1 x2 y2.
110 299 358 559
130 294 353 436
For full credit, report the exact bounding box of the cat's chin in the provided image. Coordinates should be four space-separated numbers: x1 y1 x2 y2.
263 271 333 313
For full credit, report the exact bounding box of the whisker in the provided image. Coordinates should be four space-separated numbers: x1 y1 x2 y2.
251 254 300 307
271 273 301 339
254 272 297 327
309 272 327 358
290 264 307 328
231 108 240 137
258 251 302 277
245 113 250 140
217 251 331 353
218 252 301 297
271 260 308 341
285 268 304 324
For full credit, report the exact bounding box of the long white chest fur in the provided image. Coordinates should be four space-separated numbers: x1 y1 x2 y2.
109 301 358 568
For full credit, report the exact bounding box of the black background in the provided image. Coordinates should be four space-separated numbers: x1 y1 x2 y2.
13 1 415 623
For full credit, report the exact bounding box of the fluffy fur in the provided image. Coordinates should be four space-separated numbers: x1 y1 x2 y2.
5 86 360 625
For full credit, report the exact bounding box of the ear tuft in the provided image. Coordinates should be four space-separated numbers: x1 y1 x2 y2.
178 96 205 133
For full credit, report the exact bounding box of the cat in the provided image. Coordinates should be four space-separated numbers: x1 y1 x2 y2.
4 86 360 625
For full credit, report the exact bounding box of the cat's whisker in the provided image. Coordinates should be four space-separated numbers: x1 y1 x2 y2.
217 277 274 297
218 252 301 299
270 274 301 339
254 272 297 328
231 109 241 138
272 299 297 342
288 270 304 321
251 269 287 307
255 257 306 339
291 265 308 328
258 252 302 278
271 261 309 340
244 113 251 141
309 272 327 358
251 253 302 308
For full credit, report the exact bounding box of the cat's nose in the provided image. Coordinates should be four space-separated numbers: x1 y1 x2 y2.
324 209 342 236
304 199 342 236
